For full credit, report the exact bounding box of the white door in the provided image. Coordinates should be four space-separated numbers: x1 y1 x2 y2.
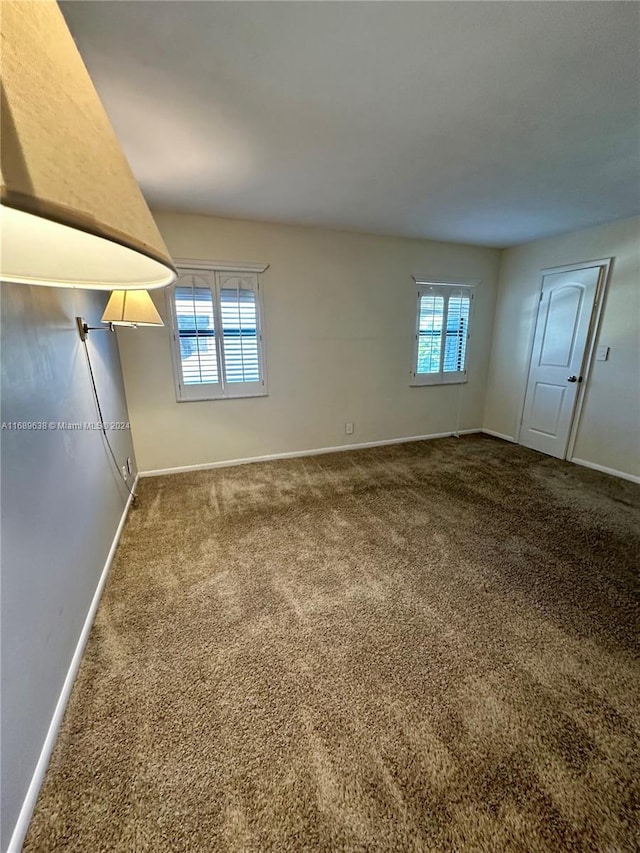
520 265 601 459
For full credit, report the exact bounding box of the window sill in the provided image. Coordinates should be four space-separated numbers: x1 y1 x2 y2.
177 391 269 403
410 377 468 387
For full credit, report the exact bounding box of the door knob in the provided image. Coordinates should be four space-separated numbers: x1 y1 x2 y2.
568 375 578 383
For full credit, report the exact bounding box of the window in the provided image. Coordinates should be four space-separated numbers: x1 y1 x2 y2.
169 266 267 401
411 282 474 385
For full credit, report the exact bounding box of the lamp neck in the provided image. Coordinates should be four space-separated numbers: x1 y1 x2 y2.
76 317 114 341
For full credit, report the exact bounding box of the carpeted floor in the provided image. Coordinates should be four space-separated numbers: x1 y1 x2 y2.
24 435 640 852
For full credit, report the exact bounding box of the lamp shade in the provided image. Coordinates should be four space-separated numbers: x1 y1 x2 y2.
0 0 176 290
102 290 164 327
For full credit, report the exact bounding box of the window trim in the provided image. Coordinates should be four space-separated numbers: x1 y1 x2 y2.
173 257 269 274
167 264 268 402
410 279 476 387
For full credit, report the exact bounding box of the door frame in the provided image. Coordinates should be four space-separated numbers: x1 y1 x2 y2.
517 257 613 461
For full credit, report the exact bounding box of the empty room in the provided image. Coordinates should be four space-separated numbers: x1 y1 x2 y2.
1 1 639 851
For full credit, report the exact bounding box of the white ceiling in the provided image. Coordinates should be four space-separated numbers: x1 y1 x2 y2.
61 1 640 247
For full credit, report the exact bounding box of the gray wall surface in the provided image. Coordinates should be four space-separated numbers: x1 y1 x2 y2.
1 283 137 851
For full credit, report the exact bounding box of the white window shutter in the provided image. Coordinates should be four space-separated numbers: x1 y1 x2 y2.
217 272 262 386
169 266 268 402
412 282 474 386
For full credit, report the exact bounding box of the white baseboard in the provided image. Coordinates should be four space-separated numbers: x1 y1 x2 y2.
7 476 139 853
140 430 483 478
569 457 640 484
481 428 517 443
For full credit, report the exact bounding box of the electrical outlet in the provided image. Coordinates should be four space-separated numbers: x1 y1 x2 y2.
126 456 133 475
345 422 354 435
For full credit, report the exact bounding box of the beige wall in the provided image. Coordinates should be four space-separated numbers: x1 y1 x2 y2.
483 216 640 479
118 213 500 472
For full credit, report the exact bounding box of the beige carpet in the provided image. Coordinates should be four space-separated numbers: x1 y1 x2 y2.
25 435 640 852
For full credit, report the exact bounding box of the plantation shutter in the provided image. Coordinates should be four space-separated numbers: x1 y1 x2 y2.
216 271 264 396
413 283 473 385
417 294 445 374
443 294 470 373
174 271 220 399
218 277 260 383
170 265 267 401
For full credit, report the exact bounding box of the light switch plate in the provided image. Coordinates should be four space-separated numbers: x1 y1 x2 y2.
596 345 610 361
